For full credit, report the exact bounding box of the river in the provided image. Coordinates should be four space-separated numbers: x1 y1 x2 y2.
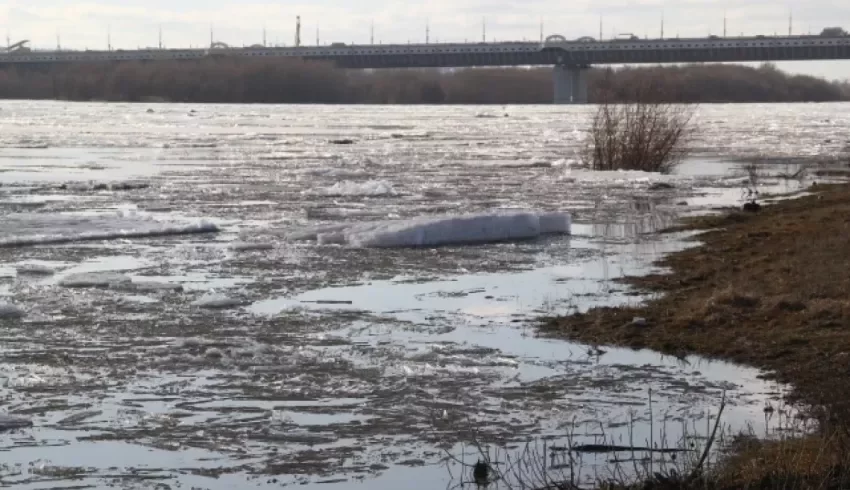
0 101 846 489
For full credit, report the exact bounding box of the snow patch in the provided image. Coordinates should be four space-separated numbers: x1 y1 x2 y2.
292 210 570 248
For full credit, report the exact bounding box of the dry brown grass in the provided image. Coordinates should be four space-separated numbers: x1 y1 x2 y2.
714 435 850 489
540 183 850 489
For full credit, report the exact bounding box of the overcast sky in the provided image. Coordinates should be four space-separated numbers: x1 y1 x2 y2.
2 0 849 79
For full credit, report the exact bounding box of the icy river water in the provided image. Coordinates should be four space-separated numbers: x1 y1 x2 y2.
0 101 848 489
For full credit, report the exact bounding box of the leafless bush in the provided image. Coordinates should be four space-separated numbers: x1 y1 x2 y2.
742 161 762 206
583 81 696 174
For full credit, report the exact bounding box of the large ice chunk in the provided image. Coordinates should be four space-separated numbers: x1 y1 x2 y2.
293 210 571 248
193 293 245 309
59 272 133 288
0 414 32 431
0 214 219 248
0 303 25 319
16 264 56 276
538 212 571 234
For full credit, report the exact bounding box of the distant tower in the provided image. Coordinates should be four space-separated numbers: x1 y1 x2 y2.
788 10 793 36
660 13 664 39
723 12 727 37
482 17 486 43
426 20 430 44
263 26 267 47
107 25 112 51
158 25 163 49
539 18 543 43
295 16 301 47
210 25 214 48
316 25 320 46
56 29 61 51
599 16 603 40
370 20 374 44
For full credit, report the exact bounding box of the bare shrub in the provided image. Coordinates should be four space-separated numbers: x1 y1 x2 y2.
742 160 764 208
583 80 696 174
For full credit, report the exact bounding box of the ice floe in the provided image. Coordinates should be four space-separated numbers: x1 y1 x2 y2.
291 210 570 248
0 303 25 319
0 414 32 431
59 272 133 288
16 264 56 276
192 293 245 309
230 241 275 251
0 217 219 248
308 180 397 197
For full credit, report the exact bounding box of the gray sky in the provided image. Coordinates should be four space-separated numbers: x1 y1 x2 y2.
2 0 849 80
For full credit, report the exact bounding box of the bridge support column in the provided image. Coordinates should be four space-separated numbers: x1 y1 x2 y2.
553 64 589 104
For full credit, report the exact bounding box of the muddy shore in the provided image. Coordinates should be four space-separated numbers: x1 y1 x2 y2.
541 182 850 483
543 183 850 408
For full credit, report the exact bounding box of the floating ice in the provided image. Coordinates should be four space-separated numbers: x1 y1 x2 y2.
119 281 184 292
287 223 351 242
0 303 24 319
0 216 219 248
0 414 32 431
230 241 275 251
58 181 150 192
118 295 159 305
552 158 580 168
193 293 245 309
303 167 369 179
475 112 504 119
16 263 56 276
294 210 571 248
59 272 133 288
562 168 681 185
310 180 397 197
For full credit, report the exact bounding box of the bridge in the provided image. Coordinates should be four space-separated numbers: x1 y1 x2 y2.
2 34 850 104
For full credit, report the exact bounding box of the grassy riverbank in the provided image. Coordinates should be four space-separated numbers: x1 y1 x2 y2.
541 183 850 488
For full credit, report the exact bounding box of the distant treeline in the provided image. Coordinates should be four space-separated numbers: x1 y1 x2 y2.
0 58 847 104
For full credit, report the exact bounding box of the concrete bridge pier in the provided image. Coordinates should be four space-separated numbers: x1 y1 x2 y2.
553 64 589 104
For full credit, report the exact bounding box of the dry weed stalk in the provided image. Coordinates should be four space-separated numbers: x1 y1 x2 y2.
742 161 762 206
434 389 735 489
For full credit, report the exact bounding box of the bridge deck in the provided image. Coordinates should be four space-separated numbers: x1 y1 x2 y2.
1 35 849 68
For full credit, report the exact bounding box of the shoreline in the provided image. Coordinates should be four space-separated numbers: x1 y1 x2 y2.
539 182 850 485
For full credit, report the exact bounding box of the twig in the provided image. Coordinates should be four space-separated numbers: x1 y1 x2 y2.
687 390 727 483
